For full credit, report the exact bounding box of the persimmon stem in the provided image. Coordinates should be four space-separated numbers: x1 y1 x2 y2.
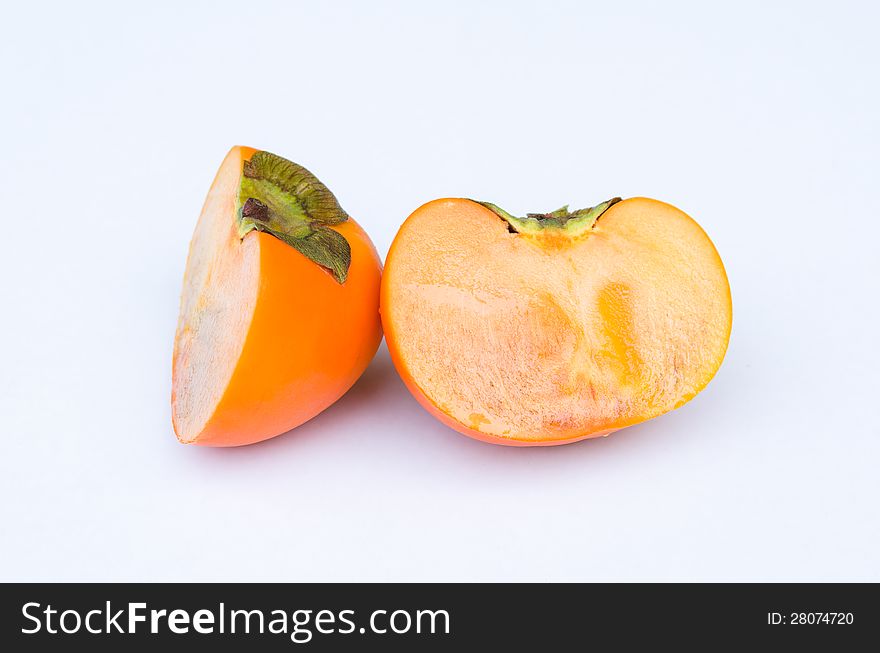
242 197 269 221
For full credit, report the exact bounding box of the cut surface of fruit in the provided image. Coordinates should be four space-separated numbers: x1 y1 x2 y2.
380 197 731 446
172 147 260 441
172 147 382 446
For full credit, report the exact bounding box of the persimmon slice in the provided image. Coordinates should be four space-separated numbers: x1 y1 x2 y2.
172 146 382 446
380 197 731 446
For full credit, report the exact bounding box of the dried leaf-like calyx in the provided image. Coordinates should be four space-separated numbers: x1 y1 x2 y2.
237 151 352 283
477 198 621 237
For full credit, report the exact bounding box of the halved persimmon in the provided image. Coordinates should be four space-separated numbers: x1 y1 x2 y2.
171 146 382 446
381 197 731 446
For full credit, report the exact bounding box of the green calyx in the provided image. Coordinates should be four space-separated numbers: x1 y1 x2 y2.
476 198 621 237
237 151 351 284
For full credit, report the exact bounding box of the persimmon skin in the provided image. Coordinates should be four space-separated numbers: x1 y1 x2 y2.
172 146 382 447
193 223 382 447
381 197 731 446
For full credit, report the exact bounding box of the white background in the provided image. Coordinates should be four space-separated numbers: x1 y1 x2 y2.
1 1 878 581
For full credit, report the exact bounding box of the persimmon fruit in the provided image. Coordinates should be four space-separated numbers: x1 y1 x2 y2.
380 197 731 446
171 146 382 446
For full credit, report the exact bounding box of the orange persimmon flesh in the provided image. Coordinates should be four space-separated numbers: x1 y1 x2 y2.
381 197 731 446
172 146 382 446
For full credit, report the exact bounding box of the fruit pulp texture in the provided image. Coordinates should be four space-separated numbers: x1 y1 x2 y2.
381 197 731 445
